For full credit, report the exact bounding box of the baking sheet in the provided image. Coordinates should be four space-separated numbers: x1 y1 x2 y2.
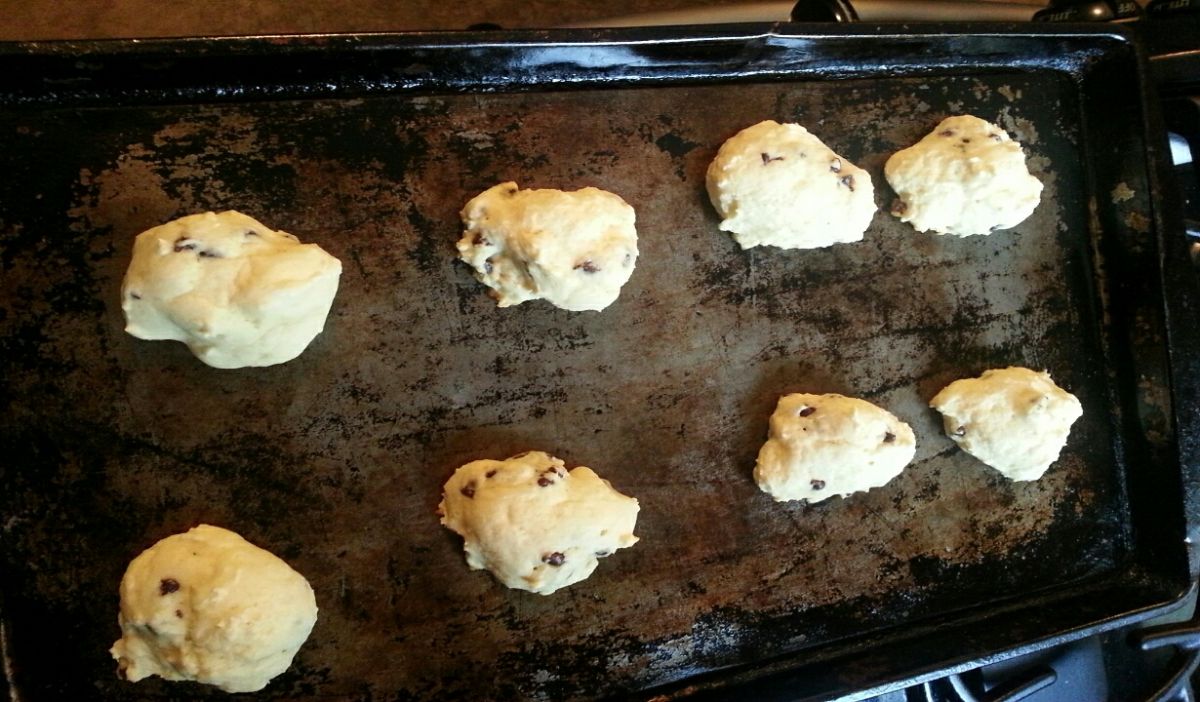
0 27 1188 701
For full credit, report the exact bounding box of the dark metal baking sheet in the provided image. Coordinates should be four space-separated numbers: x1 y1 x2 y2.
0 25 1190 701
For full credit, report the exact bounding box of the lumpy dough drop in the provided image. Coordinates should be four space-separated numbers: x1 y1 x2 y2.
110 524 318 693
456 182 639 312
439 451 640 595
121 211 342 368
754 393 916 502
706 120 876 250
930 367 1082 481
885 115 1043 237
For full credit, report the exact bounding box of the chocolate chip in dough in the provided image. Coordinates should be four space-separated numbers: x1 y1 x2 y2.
542 552 566 566
811 479 826 490
159 578 180 596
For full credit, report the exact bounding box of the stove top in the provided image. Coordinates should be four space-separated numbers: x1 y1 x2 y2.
864 588 1200 701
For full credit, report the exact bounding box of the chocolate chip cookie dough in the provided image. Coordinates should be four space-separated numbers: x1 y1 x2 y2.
885 115 1043 237
439 451 640 595
121 211 342 368
754 393 917 502
930 367 1082 481
110 524 318 693
706 120 876 250
457 182 639 312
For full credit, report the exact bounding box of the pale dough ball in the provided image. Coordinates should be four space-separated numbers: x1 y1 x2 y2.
884 115 1044 236
456 182 639 312
110 524 318 693
121 211 342 369
439 451 640 595
930 367 1083 481
705 120 876 250
754 393 916 502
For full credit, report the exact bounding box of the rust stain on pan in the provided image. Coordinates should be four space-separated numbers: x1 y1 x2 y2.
2 73 1125 700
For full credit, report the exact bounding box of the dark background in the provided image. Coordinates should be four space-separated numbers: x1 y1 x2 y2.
0 0 1043 39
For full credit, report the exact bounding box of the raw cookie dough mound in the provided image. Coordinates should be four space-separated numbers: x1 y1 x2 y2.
884 115 1044 236
121 211 342 369
439 451 640 595
930 366 1082 481
457 182 639 312
754 393 916 502
705 120 876 250
110 524 318 693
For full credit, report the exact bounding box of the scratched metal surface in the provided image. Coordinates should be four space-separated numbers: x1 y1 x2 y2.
0 68 1138 699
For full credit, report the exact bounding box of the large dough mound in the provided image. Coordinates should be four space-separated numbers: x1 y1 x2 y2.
457 182 639 312
705 120 876 250
439 451 640 595
110 524 318 693
754 393 916 502
121 211 342 369
884 115 1044 237
930 366 1082 481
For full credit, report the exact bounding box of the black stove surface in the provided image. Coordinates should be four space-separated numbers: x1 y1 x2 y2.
859 586 1200 702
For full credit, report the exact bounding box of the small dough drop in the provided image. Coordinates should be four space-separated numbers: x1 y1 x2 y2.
457 182 639 312
439 451 639 595
121 211 342 368
110 524 318 693
754 393 916 502
885 115 1043 236
930 366 1082 481
705 120 876 250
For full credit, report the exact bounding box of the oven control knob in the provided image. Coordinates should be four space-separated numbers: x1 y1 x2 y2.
1146 0 1200 16
789 0 859 22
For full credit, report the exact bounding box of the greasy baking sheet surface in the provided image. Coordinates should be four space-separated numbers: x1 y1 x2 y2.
0 40 1153 700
